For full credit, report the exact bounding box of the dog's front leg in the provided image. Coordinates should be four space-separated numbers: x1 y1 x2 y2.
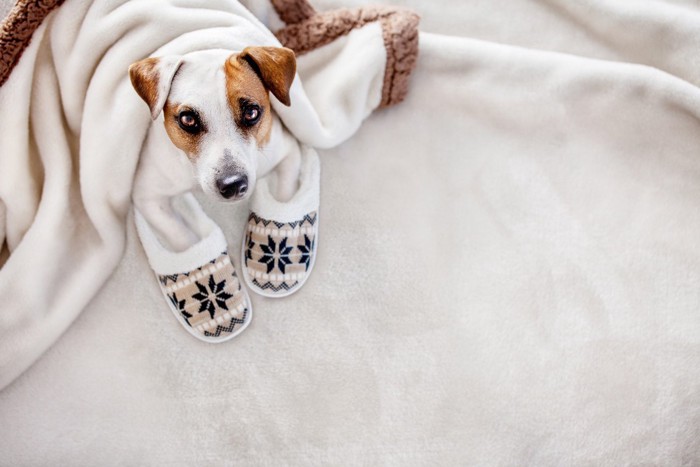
272 129 302 202
135 197 200 252
133 123 202 252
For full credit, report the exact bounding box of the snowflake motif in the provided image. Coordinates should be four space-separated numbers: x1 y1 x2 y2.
191 276 233 319
168 292 192 326
258 235 293 274
297 234 315 271
258 236 276 273
245 232 255 267
277 238 293 273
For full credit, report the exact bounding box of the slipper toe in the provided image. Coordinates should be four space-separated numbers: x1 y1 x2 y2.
159 252 252 342
243 211 318 297
242 145 320 298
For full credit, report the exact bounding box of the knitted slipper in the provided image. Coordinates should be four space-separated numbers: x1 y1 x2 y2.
135 194 252 342
242 146 320 298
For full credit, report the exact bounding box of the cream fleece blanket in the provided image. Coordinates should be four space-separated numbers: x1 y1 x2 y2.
1 0 700 465
0 0 396 387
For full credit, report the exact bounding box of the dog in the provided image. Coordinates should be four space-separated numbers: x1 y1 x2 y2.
128 46 302 251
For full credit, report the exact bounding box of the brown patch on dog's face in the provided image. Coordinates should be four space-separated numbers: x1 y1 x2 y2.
163 102 204 159
224 55 273 148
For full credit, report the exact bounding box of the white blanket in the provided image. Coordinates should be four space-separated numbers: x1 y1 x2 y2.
1 0 699 464
0 0 393 387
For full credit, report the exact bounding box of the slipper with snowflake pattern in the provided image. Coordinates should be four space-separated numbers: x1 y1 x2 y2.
242 146 320 298
135 194 252 343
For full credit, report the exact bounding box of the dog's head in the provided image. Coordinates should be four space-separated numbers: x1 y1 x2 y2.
129 47 296 201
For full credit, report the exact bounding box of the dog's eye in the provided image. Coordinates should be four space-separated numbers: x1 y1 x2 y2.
178 111 201 134
242 105 261 126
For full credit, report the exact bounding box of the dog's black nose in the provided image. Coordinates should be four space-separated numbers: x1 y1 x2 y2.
217 174 248 199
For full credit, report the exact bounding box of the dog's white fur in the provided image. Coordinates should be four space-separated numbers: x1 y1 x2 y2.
132 49 301 252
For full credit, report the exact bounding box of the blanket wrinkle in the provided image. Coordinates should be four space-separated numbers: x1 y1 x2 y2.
536 0 700 87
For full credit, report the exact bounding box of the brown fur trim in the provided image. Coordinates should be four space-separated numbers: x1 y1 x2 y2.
270 0 316 25
377 8 420 107
0 0 65 87
275 6 419 108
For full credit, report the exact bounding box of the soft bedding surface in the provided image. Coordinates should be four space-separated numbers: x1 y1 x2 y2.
1 0 699 465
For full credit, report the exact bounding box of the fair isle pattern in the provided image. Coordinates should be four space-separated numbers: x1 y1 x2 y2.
244 211 317 295
158 252 248 338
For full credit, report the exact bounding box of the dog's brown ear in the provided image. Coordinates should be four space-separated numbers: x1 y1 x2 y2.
129 56 182 120
237 46 296 106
